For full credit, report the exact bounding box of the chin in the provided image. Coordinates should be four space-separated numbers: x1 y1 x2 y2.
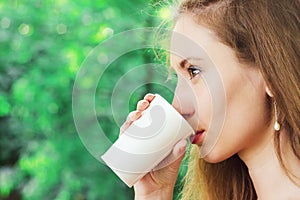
201 149 234 164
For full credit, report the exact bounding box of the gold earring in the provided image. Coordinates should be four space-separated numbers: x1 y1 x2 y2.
274 101 281 131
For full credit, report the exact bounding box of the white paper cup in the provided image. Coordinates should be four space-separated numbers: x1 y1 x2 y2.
101 94 195 187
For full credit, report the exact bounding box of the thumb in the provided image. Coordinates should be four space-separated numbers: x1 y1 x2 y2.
154 139 187 171
152 139 187 185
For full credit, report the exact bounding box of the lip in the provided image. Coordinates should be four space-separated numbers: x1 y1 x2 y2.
190 130 205 145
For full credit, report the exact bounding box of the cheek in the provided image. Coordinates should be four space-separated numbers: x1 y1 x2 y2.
196 85 213 126
204 70 268 163
191 78 213 129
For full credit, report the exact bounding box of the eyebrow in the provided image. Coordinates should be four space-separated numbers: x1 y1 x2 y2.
179 59 188 69
179 57 203 68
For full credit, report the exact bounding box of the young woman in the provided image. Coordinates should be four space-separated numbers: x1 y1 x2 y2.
121 0 300 199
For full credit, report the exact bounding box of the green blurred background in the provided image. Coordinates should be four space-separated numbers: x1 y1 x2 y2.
0 0 187 199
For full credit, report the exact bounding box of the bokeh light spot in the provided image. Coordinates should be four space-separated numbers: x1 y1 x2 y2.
56 23 67 34
18 23 31 35
1 17 10 29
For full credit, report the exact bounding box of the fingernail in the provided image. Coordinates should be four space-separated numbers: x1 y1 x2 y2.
178 140 187 153
141 100 148 106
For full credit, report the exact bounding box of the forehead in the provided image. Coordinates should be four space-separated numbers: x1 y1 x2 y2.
170 15 219 64
172 15 218 48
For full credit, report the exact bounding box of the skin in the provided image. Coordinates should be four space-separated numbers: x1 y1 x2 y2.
121 15 300 199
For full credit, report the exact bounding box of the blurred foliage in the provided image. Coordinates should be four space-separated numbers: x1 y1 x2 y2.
0 0 187 200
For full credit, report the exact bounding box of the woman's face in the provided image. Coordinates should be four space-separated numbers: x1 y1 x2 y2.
171 15 273 163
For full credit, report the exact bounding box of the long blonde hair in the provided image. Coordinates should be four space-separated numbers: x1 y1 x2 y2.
176 0 300 199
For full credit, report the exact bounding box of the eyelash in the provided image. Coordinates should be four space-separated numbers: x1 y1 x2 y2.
187 65 201 79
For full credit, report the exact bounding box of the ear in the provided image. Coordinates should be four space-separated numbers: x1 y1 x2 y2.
259 70 274 98
265 86 274 97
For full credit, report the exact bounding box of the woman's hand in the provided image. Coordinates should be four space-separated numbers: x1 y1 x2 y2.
120 93 187 200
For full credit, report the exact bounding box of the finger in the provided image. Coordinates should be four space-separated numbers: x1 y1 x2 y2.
143 93 155 102
136 100 150 111
127 110 142 122
120 111 141 134
119 111 142 135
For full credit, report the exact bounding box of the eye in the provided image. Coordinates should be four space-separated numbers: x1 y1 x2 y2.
187 65 201 79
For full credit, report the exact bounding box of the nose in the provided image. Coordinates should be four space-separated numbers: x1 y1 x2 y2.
172 82 195 119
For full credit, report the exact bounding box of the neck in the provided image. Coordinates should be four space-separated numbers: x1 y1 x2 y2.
239 129 300 200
